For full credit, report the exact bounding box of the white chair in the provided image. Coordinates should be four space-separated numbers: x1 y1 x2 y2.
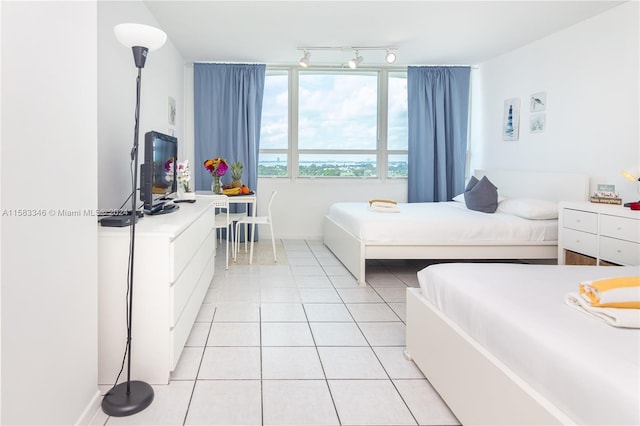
234 190 277 264
211 195 233 270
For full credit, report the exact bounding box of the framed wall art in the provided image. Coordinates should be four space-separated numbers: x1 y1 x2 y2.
503 97 520 141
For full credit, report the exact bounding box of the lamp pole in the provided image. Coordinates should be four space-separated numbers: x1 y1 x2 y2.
102 24 166 417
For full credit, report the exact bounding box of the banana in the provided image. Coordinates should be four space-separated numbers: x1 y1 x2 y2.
222 187 241 195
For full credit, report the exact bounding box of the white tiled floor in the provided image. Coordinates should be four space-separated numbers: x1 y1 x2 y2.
93 239 460 426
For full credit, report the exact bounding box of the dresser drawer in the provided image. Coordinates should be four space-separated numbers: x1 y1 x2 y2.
562 209 597 234
600 215 640 244
599 236 640 266
170 228 215 327
169 207 215 282
562 228 598 257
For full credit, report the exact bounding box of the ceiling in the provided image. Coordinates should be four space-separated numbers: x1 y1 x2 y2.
144 1 623 67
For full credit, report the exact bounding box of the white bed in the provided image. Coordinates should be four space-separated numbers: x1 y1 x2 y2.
405 263 640 425
323 169 589 285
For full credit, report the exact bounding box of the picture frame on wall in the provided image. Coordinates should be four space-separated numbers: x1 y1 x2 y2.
530 112 545 133
168 96 176 126
530 92 546 112
503 98 520 141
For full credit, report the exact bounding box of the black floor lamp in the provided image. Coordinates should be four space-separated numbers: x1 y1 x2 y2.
102 22 167 417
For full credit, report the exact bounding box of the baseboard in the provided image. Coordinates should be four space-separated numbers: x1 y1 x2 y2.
76 389 102 425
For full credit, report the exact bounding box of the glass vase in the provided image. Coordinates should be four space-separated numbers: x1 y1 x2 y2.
212 175 222 194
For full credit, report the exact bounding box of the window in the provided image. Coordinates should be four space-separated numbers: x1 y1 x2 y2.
259 70 288 176
259 68 408 178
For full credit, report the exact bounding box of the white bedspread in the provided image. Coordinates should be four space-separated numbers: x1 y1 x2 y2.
418 263 640 425
327 201 557 242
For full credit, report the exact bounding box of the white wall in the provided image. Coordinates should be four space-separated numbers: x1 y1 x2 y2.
470 2 639 203
1 2 99 424
98 1 185 210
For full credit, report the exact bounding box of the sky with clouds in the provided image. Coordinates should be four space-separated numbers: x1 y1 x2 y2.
260 71 408 154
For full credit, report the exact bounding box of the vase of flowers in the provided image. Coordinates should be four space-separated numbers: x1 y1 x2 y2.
176 160 195 199
204 157 228 194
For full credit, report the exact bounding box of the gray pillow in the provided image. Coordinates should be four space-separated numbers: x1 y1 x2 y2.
464 176 498 213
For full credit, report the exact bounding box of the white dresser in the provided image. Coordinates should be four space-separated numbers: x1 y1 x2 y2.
558 201 640 266
98 198 215 384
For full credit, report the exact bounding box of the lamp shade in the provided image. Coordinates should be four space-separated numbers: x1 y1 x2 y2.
621 170 639 182
114 23 167 51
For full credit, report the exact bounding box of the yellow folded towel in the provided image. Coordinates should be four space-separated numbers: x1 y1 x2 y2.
579 276 640 309
369 199 400 213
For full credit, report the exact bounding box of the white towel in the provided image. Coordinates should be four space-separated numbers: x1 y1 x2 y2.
565 292 640 329
369 199 400 213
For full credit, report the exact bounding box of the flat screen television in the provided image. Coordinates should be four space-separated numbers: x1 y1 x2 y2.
140 131 177 212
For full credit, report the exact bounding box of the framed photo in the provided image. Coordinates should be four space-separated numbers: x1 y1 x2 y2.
503 98 520 141
168 96 176 126
530 92 546 112
530 112 545 133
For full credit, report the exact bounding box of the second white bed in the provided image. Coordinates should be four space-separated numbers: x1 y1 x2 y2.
412 263 640 425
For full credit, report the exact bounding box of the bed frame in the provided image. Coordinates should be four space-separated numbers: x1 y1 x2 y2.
405 287 575 425
323 169 589 285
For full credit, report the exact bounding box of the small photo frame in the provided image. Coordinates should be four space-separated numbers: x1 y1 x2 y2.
503 98 520 141
530 92 546 112
530 112 545 133
168 96 176 126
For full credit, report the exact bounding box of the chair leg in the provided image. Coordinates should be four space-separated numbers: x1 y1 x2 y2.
225 227 229 270
269 223 277 262
249 223 255 265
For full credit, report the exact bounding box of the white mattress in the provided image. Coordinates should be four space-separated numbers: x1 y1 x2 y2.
418 263 640 425
327 201 557 243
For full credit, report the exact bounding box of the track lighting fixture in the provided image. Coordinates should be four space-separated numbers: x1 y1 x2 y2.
299 50 311 68
296 46 399 68
348 51 363 69
385 50 397 64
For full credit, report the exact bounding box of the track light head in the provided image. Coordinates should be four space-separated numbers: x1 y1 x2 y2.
385 50 397 64
348 51 363 69
299 51 311 68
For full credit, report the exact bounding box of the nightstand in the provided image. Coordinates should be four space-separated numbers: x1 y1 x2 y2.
558 202 640 266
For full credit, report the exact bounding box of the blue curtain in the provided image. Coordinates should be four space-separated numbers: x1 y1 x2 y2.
194 63 266 193
407 66 470 202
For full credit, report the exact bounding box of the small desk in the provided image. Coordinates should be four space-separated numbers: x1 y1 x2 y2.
197 192 257 260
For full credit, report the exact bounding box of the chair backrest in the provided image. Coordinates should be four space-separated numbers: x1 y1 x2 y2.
211 195 230 225
265 190 277 220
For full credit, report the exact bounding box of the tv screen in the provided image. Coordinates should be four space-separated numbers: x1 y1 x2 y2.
141 131 177 211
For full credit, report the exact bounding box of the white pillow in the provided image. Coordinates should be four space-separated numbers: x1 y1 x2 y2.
498 198 558 220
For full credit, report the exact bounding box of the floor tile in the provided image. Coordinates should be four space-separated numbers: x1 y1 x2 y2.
373 346 425 379
262 346 324 379
261 322 314 346
304 303 353 322
329 275 360 288
213 303 260 322
328 379 417 425
366 272 410 288
318 346 387 379
184 322 211 347
358 322 406 346
322 264 352 276
195 303 215 323
374 287 408 303
104 381 194 425
388 302 407 321
288 256 321 266
346 303 401 321
262 380 339 426
207 322 261 346
290 264 326 277
299 288 342 303
309 322 368 346
219 286 261 303
294 275 334 288
261 287 301 303
337 287 384 303
171 346 204 380
185 380 262 425
261 303 307 322
393 379 460 425
198 346 261 379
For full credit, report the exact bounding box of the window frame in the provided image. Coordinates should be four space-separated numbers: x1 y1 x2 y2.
259 66 408 179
